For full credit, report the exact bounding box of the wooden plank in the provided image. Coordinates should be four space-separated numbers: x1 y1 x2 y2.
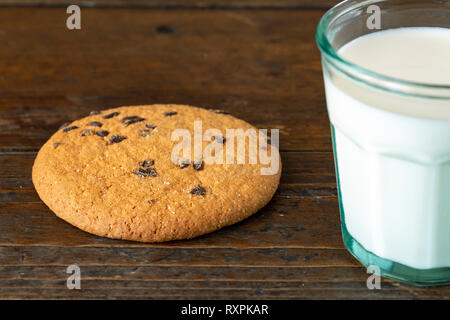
0 279 401 290
0 246 354 266
0 7 331 152
0 150 340 249
0 266 370 284
0 0 339 9
0 197 342 248
0 287 436 300
0 266 448 299
0 104 331 152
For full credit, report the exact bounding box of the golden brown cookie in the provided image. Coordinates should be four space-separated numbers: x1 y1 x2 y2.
32 104 281 242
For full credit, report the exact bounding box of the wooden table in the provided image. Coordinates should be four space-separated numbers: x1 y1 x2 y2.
0 0 448 299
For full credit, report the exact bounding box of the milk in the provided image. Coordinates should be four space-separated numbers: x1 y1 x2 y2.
325 27 450 269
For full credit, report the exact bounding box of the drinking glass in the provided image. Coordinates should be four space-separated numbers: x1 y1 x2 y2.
316 0 450 286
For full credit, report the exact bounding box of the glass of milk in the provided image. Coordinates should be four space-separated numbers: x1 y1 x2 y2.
316 0 450 286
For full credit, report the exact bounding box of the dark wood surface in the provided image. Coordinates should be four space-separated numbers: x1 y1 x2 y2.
0 2 448 299
0 0 336 9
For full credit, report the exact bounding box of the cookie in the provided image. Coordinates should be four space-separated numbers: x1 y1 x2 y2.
32 104 281 242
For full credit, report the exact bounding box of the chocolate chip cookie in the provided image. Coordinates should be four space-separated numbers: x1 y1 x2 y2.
32 104 281 242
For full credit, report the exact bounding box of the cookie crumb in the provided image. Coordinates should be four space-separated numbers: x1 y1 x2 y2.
167 205 176 214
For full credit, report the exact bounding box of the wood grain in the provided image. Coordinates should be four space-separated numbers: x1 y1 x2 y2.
0 184 342 248
0 0 339 9
0 7 330 152
0 6 448 299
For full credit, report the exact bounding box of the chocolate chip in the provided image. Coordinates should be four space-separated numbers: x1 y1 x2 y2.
89 110 101 116
59 122 71 130
190 184 206 196
213 109 230 115
179 159 190 169
145 123 156 129
139 159 154 168
139 129 151 137
96 130 109 137
103 112 120 119
53 142 64 149
214 135 226 144
193 160 203 171
147 199 154 204
109 135 127 144
89 121 102 127
122 116 145 126
81 129 95 136
133 167 157 177
163 111 178 117
62 125 78 133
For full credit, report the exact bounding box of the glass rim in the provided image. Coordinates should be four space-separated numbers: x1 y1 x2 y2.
315 0 450 98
